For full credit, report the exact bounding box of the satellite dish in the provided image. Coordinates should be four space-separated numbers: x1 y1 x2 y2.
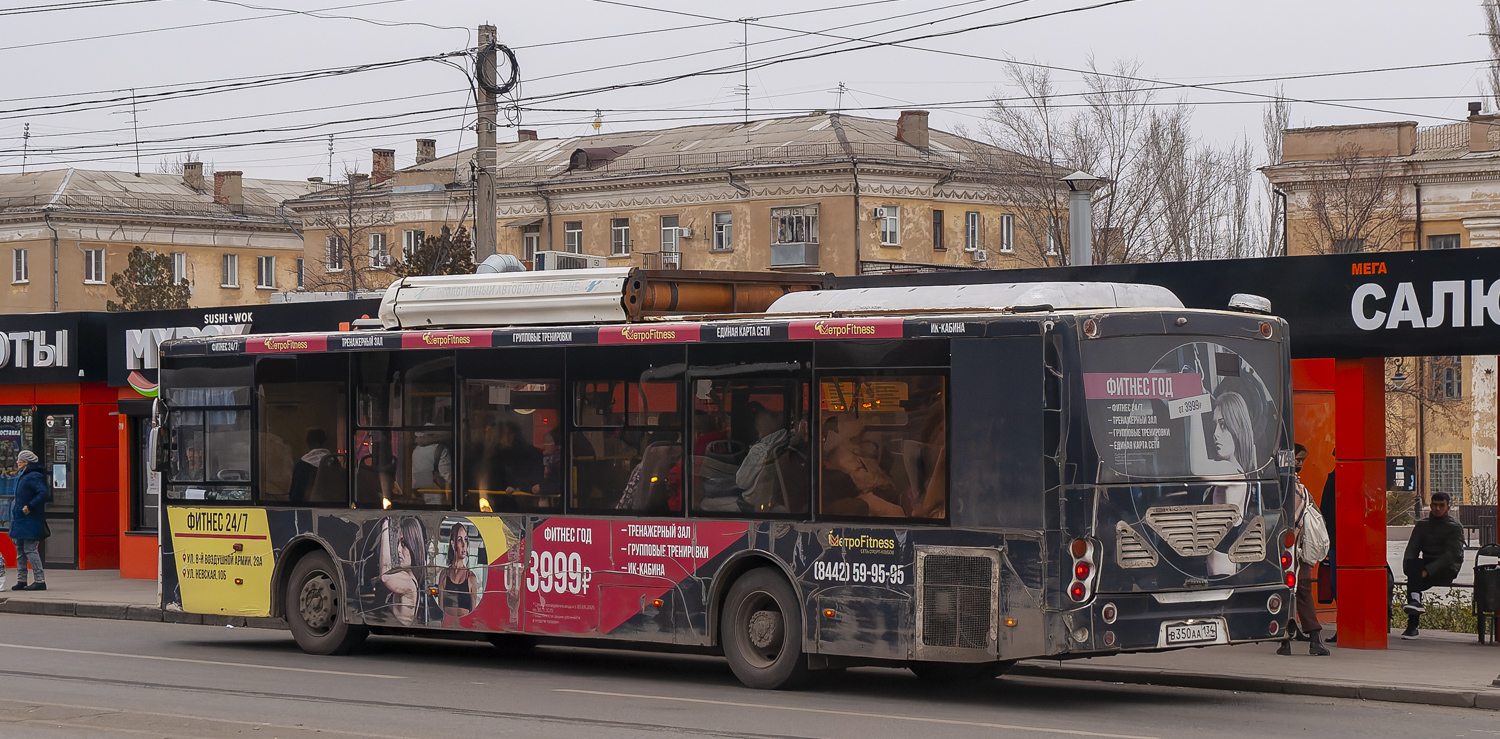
476 254 527 273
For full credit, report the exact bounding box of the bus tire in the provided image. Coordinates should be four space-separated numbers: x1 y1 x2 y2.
286 550 367 656
721 568 809 690
908 660 1014 682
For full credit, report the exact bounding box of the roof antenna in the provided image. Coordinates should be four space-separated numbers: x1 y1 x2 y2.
20 123 28 175
327 134 335 182
735 17 758 128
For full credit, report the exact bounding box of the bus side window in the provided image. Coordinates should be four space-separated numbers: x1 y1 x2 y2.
818 374 947 521
257 355 349 507
353 352 455 510
461 379 561 513
570 380 682 515
689 378 810 517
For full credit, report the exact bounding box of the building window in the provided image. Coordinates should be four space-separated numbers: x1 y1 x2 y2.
877 206 900 246
522 224 541 261
171 252 187 284
402 229 424 261
326 235 344 272
661 215 680 252
1429 453 1463 502
999 214 1014 253
295 258 305 290
611 218 631 256
712 212 732 252
257 256 276 289
84 248 106 283
221 253 239 287
1428 234 1461 250
564 222 583 253
369 232 389 268
11 248 27 284
772 206 818 244
965 212 981 251
1433 356 1462 400
931 209 944 250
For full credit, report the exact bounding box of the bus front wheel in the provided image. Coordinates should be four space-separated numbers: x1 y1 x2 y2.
285 550 368 656
721 568 809 690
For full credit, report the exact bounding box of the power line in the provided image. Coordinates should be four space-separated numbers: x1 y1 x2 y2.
0 0 167 17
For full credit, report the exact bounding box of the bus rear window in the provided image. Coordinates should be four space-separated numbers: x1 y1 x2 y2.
1081 338 1281 481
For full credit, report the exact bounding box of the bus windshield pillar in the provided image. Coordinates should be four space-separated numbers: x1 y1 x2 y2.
1333 357 1388 650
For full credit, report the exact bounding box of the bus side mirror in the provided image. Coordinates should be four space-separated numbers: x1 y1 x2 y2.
149 398 169 473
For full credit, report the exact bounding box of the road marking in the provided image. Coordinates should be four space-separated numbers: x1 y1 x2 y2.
0 643 403 679
0 698 414 739
556 689 1160 739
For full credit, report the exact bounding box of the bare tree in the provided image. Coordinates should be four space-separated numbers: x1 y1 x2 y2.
154 152 213 176
1295 144 1404 254
1470 472 1498 507
299 169 396 295
1262 93 1290 255
975 57 1264 265
1485 1 1500 110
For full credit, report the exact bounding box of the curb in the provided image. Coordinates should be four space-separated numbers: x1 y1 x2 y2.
1011 663 1500 711
0 597 286 630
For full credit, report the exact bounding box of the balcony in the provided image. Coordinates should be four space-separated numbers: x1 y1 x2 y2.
770 242 818 269
639 251 681 270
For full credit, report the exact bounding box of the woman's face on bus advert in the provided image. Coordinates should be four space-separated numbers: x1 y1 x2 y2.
1212 406 1235 463
451 526 469 561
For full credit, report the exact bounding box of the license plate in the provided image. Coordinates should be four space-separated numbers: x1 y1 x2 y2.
1165 621 1219 644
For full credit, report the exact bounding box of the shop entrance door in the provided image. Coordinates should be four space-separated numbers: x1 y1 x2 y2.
36 409 77 568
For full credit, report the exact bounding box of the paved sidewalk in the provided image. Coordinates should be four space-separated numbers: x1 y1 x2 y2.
3 571 1496 709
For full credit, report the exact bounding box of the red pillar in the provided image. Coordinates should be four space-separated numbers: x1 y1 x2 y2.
1333 357 1388 649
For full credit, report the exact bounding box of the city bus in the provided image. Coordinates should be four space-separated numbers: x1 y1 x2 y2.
154 268 1297 689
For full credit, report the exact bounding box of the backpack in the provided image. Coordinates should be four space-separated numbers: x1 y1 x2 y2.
1297 487 1330 565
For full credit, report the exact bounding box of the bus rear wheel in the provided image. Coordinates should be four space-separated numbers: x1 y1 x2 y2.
908 660 1014 682
721 568 809 690
286 550 368 656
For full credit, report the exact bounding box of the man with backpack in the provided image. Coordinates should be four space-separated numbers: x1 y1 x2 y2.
9 450 48 591
1279 444 1330 656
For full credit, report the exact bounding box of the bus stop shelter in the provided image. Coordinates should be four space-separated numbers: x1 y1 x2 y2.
846 247 1500 649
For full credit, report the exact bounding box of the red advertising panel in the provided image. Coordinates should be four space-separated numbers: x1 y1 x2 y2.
244 335 328 353
401 330 494 349
597 324 702 344
787 318 903 340
522 518 746 635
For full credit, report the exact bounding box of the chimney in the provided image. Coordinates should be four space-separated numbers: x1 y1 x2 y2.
518 129 538 142
372 148 396 184
213 170 243 213
182 161 205 191
350 173 370 187
1471 102 1495 154
415 138 437 165
307 177 323 184
896 110 929 149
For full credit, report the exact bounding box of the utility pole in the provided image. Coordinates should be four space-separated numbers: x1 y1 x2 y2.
475 23 499 261
327 134 334 182
21 123 29 175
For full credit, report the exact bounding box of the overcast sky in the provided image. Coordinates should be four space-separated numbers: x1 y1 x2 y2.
0 0 1490 180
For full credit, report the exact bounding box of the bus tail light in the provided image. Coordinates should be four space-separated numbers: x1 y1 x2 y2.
1069 583 1088 602
1281 530 1297 549
1267 594 1283 614
1101 602 1117 624
1068 538 1097 604
1280 552 1293 570
1268 620 1280 636
1284 571 1297 589
1074 561 1092 580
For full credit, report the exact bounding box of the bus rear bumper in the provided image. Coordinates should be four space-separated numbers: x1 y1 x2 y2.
1079 585 1294 652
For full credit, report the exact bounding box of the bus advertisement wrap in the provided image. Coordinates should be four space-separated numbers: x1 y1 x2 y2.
167 507 275 616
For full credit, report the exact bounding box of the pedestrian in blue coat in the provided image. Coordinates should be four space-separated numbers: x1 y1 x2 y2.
9 450 47 591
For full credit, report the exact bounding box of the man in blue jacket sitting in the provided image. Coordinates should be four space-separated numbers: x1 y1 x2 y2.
9 450 48 591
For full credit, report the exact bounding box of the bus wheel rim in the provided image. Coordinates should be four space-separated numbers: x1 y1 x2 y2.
742 591 784 666
298 571 336 634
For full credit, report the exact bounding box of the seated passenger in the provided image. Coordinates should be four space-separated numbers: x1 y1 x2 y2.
736 410 802 511
821 414 903 517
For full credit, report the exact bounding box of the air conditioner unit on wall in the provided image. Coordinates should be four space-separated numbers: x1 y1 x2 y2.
972 249 988 263
534 251 608 270
678 227 693 239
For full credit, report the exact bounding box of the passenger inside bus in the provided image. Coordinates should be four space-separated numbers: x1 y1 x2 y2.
690 380 809 515
287 428 345 505
817 376 947 520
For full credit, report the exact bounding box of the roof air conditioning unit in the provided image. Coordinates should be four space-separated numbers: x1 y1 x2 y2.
678 227 693 239
534 250 608 271
973 249 988 263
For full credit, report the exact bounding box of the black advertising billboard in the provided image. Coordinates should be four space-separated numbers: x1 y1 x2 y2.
842 248 1500 359
103 299 380 393
0 312 103 385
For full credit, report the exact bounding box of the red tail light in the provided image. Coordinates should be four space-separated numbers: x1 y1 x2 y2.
1070 538 1090 558
1284 571 1296 589
1280 553 1293 570
1281 531 1297 549
1074 561 1092 580
1069 583 1087 602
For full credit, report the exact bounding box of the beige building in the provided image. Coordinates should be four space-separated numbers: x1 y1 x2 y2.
1 165 317 313
1264 106 1500 506
286 111 1060 284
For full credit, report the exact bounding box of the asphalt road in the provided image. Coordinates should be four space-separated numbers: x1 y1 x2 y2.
0 614 1490 739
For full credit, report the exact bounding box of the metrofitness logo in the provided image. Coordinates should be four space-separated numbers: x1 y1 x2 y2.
599 324 700 344
788 318 902 340
826 531 897 555
247 335 327 353
402 330 492 348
